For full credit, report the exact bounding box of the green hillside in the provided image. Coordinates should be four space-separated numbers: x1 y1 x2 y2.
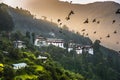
0 32 85 80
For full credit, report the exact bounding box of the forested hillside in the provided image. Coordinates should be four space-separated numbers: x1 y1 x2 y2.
40 40 120 80
0 31 85 80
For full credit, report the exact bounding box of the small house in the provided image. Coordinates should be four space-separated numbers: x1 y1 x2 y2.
12 63 27 69
37 55 47 60
75 45 83 54
83 45 94 55
67 40 76 52
13 40 26 49
34 36 47 47
47 38 64 48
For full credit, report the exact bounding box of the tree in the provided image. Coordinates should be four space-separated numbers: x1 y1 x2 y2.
31 32 35 44
3 66 15 80
26 31 31 39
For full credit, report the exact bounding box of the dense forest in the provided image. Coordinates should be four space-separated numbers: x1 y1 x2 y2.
0 31 85 80
40 40 120 80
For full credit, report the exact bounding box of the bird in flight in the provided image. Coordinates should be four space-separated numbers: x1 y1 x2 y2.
57 19 61 23
100 37 102 40
97 21 100 24
94 31 96 34
116 42 119 44
92 19 96 23
70 1 72 4
112 20 116 24
106 34 110 38
84 18 89 24
59 23 62 25
114 30 117 34
66 10 75 21
116 9 120 14
81 29 86 32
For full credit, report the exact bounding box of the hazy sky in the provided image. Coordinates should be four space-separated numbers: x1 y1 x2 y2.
0 0 120 50
60 0 120 4
0 0 120 8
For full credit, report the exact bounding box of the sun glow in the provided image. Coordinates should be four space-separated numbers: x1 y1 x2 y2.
2 0 24 8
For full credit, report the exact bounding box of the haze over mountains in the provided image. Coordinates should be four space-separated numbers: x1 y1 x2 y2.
19 0 120 51
1 0 120 51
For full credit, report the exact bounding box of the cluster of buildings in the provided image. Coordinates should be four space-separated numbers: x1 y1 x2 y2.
13 36 94 55
34 36 94 55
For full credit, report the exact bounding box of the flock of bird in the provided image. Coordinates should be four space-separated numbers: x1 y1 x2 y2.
56 1 120 47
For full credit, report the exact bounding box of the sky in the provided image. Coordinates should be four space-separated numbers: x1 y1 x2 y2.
0 0 120 8
60 0 120 4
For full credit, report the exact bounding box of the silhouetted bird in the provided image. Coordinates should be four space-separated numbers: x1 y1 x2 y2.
112 20 116 24
94 31 96 34
106 34 110 38
116 9 120 14
70 1 72 4
86 33 88 36
66 10 74 21
116 42 119 44
81 29 86 32
92 19 96 23
59 23 62 25
114 30 117 34
84 18 89 23
82 33 85 36
69 10 74 15
66 17 70 20
57 19 61 23
97 21 100 24
100 37 102 40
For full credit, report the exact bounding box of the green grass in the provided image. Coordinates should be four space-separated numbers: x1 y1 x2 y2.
33 65 44 71
14 74 38 80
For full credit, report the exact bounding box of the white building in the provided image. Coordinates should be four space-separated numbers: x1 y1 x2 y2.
47 38 64 48
13 40 26 49
12 63 27 69
34 37 64 49
75 46 83 54
68 41 76 52
83 45 94 55
68 47 73 52
34 37 47 47
37 55 47 59
88 47 94 55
